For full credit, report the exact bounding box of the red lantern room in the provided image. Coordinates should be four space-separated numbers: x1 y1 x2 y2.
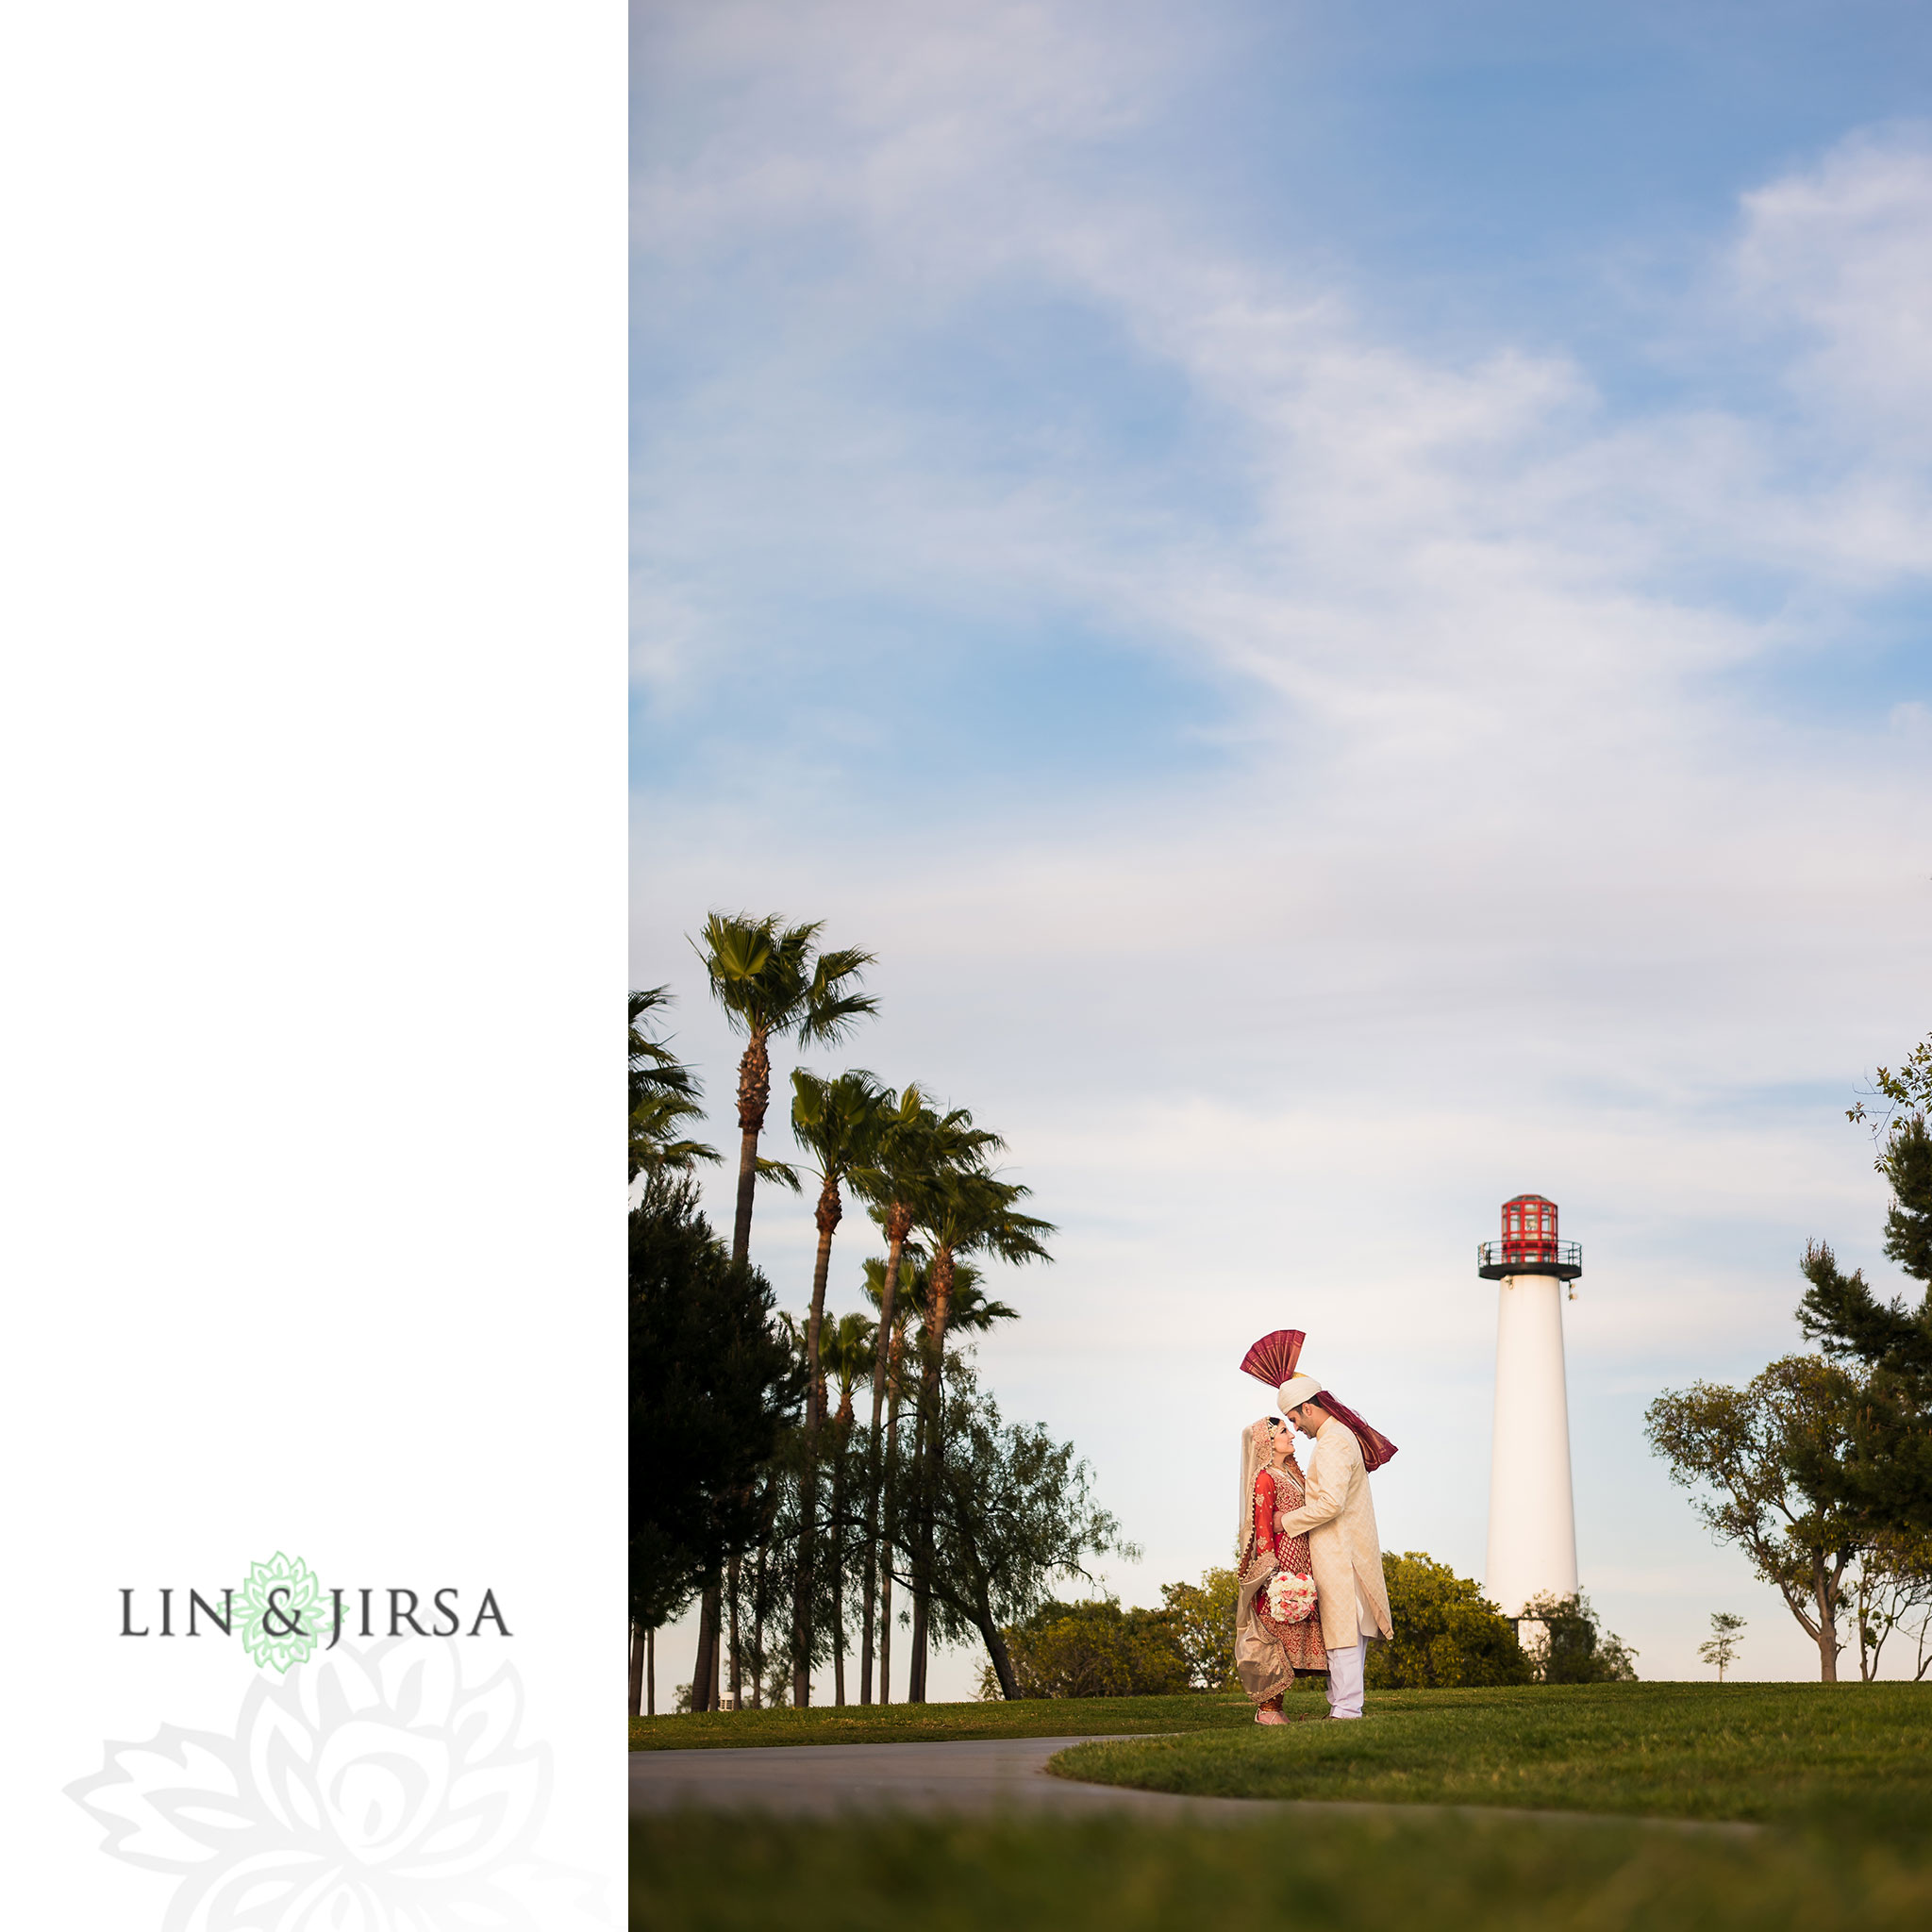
1477 1194 1581 1280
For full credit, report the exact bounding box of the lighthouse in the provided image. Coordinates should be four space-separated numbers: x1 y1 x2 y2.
1477 1194 1582 1617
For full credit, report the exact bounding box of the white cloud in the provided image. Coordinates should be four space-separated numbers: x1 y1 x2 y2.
1736 125 1932 450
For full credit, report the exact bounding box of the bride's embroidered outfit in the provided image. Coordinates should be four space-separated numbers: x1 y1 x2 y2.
1236 1451 1327 1705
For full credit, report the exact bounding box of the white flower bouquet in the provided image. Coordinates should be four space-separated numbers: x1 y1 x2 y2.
1266 1570 1318 1624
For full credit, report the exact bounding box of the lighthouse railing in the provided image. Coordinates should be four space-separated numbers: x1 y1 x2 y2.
1476 1239 1581 1273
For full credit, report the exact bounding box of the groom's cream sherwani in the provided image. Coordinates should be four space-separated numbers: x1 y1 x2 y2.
1275 1417 1393 1652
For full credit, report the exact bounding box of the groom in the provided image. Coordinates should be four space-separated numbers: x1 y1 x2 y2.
1274 1373 1394 1721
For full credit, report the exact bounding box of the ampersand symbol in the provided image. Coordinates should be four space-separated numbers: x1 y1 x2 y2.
263 1586 306 1637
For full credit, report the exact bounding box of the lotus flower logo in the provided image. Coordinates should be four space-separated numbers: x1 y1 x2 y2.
236 1551 327 1672
66 1640 602 1929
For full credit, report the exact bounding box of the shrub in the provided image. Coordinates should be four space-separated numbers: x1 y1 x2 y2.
1521 1590 1640 1682
1159 1568 1240 1691
1367 1552 1535 1689
981 1597 1191 1699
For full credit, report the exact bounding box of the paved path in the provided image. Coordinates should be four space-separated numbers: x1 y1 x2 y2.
631 1736 1253 1819
629 1736 1760 1836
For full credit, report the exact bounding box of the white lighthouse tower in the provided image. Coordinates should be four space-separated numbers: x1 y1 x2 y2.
1478 1194 1581 1616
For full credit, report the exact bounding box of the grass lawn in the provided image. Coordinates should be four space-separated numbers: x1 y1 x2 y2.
632 1809 1932 1932
1049 1681 1932 1832
632 1682 1932 1931
629 1688 1253 1751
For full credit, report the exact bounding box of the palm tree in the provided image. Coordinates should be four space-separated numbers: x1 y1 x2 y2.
852 1250 1019 1703
628 988 718 1178
904 1166 1053 1700
824 1310 873 1411
821 1310 874 1705
786 1068 893 1704
693 913 877 1266
911 1169 1049 1373
901 1257 1020 1342
848 1098 999 1702
790 1070 893 1426
868 1249 1016 1339
860 1256 924 1703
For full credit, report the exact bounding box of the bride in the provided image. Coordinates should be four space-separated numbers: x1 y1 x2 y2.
1235 1415 1327 1724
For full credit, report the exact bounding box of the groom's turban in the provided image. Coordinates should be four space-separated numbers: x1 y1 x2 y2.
1239 1328 1400 1473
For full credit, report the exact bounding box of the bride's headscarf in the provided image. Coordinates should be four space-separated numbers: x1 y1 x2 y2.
1235 1417 1272 1556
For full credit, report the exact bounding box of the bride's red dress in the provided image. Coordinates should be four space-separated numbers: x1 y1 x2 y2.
1241 1465 1328 1683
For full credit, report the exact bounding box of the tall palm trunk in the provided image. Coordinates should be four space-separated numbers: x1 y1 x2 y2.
647 1625 657 1715
907 1398 930 1702
858 1204 913 1703
830 1399 854 1705
729 1028 772 1266
877 1321 909 1703
803 1184 841 1429
791 1174 842 1705
908 1244 957 1702
727 1554 743 1708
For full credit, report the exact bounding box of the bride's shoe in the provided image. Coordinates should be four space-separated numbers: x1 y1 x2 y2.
1255 1707 1287 1725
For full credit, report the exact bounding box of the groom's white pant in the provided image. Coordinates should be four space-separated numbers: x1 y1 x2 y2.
1325 1641 1365 1719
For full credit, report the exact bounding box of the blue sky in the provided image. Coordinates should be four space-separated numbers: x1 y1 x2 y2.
634 1 1932 1693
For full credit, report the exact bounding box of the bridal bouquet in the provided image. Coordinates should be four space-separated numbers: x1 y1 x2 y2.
1266 1571 1318 1624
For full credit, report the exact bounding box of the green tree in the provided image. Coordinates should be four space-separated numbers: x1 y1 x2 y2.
785 1067 893 1706
987 1599 1191 1700
1851 1532 1932 1682
1365 1552 1533 1689
1798 1035 1932 1541
899 1369 1129 1700
626 1170 715 1714
628 1169 802 1713
730 1459 789 1708
628 988 717 1179
693 912 876 1267
1883 1115 1932 1285
1519 1590 1639 1683
1796 1229 1932 1543
1645 1355 1867 1681
1698 1611 1746 1682
1158 1568 1240 1691
1846 1030 1932 1161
